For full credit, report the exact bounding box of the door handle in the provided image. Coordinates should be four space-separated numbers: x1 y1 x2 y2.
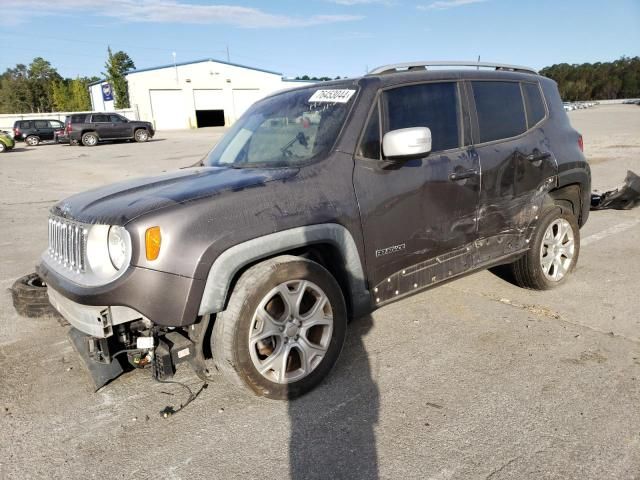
449 169 478 181
525 151 551 162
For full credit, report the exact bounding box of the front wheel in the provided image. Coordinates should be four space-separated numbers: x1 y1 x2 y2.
509 207 580 290
25 135 39 146
212 255 347 400
134 129 149 142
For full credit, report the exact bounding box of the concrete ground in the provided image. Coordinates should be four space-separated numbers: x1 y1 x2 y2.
0 105 639 480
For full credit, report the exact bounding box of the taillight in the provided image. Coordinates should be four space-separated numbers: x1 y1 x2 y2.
65 123 72 133
13 127 20 137
578 135 584 152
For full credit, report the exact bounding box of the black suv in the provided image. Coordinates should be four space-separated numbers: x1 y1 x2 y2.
40 62 590 398
13 119 65 146
66 113 155 146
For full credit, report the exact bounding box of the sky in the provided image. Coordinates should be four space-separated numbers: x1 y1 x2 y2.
1 0 638 79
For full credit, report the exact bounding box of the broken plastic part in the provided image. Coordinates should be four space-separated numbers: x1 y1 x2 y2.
591 171 640 211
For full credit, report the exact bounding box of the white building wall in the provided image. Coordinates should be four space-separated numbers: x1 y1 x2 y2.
125 60 313 130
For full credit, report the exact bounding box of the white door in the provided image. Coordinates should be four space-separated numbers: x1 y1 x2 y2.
193 89 225 110
232 89 261 121
149 90 188 130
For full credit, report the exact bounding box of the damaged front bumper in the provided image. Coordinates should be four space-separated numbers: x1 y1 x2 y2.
48 286 151 339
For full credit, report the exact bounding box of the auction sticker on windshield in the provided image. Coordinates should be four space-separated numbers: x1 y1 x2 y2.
308 89 356 103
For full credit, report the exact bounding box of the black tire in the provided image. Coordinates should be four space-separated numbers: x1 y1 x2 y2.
81 132 98 147
0 142 5 153
11 273 59 318
212 255 347 400
509 207 580 290
134 128 149 143
25 135 40 146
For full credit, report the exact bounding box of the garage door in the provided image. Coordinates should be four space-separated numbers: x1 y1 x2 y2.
149 90 189 130
232 89 261 119
193 89 224 110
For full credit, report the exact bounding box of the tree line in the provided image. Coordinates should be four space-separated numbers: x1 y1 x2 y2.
2 55 639 114
0 48 135 114
539 56 640 101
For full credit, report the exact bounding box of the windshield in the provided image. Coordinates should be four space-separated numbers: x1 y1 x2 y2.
204 86 357 168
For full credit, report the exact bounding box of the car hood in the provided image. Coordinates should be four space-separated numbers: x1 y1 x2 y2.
51 166 298 225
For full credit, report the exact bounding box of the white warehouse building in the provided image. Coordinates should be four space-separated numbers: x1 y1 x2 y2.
89 58 313 130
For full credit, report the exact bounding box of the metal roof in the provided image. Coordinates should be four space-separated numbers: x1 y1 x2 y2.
125 58 283 77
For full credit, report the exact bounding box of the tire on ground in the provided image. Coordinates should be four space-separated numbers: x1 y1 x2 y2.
508 206 580 290
134 128 149 143
81 132 98 147
212 255 347 400
26 135 40 146
11 273 59 318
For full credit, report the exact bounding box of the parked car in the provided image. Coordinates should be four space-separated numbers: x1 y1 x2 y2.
13 119 65 146
39 61 590 398
54 117 70 144
0 130 15 152
66 113 154 146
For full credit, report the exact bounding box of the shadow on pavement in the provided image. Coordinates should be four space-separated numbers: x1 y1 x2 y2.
288 314 379 479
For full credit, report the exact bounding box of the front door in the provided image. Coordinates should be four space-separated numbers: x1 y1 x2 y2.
353 81 480 305
109 114 131 138
469 80 558 264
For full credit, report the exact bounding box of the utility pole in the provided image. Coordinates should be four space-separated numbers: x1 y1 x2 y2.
226 45 230 62
172 52 178 83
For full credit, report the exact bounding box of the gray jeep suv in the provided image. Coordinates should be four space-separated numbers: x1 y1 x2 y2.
39 61 590 399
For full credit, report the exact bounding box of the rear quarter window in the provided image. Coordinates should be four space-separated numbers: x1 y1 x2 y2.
522 82 546 127
472 81 526 143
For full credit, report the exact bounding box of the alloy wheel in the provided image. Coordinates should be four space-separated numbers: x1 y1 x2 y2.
248 280 334 384
540 218 575 281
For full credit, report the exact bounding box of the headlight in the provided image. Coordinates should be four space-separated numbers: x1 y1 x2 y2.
108 225 128 270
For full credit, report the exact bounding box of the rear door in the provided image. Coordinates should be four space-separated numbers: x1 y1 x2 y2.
91 113 112 139
469 80 557 264
353 81 480 304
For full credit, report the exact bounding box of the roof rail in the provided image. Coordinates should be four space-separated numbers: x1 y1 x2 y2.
368 61 538 76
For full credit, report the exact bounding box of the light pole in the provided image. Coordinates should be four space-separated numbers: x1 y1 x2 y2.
172 52 178 83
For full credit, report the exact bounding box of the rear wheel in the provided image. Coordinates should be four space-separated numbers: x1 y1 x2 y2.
509 207 580 290
134 129 149 142
81 132 98 147
0 142 5 153
25 135 39 146
212 255 347 399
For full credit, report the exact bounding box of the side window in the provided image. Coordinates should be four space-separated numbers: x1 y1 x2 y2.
92 114 109 123
50 121 63 129
34 120 49 129
71 115 87 123
472 81 526 143
522 82 546 128
357 103 380 159
383 82 460 153
110 115 124 123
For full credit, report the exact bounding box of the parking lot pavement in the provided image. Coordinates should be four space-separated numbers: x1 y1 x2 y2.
1 107 639 479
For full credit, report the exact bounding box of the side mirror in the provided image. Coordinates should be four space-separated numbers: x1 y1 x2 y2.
382 127 432 160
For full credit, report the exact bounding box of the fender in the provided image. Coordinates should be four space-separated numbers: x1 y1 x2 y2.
198 223 370 317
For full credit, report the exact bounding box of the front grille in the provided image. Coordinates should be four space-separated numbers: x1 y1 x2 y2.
48 216 88 272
